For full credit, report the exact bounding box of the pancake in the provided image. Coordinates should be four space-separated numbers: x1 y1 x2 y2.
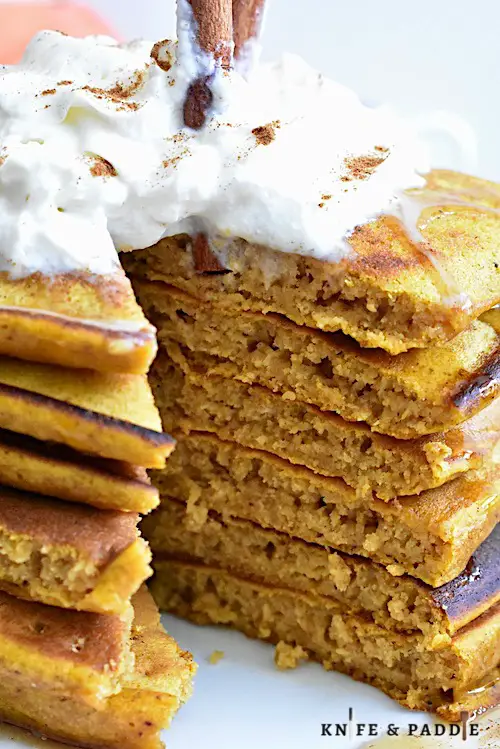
152 356 500 500
151 435 500 587
122 170 500 355
0 266 157 374
440 669 500 722
0 587 196 749
0 486 151 613
152 558 500 719
138 281 500 438
0 356 173 466
147 498 500 637
0 588 133 708
0 429 159 512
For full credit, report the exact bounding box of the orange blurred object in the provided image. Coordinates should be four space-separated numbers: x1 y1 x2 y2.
0 2 117 64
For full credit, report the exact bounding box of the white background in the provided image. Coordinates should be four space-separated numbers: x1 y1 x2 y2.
85 0 500 180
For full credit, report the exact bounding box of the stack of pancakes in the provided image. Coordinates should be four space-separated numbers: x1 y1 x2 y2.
0 266 195 748
124 170 500 720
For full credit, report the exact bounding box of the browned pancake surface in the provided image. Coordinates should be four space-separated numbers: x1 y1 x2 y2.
0 588 196 749
0 357 173 466
432 524 500 628
0 590 128 672
0 486 138 565
0 267 157 373
0 428 158 512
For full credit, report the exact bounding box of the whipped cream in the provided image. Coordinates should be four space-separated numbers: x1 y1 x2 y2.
0 30 429 277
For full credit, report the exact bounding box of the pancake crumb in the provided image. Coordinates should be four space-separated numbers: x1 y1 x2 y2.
386 564 405 577
274 641 308 670
208 649 224 665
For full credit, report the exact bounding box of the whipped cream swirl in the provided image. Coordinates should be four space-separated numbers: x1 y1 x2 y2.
0 31 428 277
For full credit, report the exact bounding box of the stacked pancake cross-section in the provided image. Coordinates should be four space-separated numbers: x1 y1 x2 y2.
124 169 500 720
0 264 195 748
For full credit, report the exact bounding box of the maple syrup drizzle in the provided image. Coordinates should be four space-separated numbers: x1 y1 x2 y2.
388 187 500 309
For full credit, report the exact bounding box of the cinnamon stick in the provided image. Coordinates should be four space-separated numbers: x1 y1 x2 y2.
232 0 265 68
181 0 233 130
192 233 228 273
188 0 233 68
177 1 233 270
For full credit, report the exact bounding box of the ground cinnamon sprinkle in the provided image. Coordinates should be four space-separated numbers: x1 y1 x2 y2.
252 120 281 146
82 85 140 110
119 102 140 111
82 69 146 108
106 69 145 99
341 152 389 182
88 155 118 177
41 89 56 96
163 150 188 169
57 80 73 86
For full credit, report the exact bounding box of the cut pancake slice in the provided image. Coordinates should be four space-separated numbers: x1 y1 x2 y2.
0 587 196 749
0 486 151 613
0 429 159 512
0 356 173 466
147 498 500 634
139 281 500 438
152 558 500 720
0 266 157 374
152 356 500 500
148 448 500 586
0 588 134 708
123 170 500 355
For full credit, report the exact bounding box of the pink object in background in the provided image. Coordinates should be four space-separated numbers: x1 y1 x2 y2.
0 1 117 63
